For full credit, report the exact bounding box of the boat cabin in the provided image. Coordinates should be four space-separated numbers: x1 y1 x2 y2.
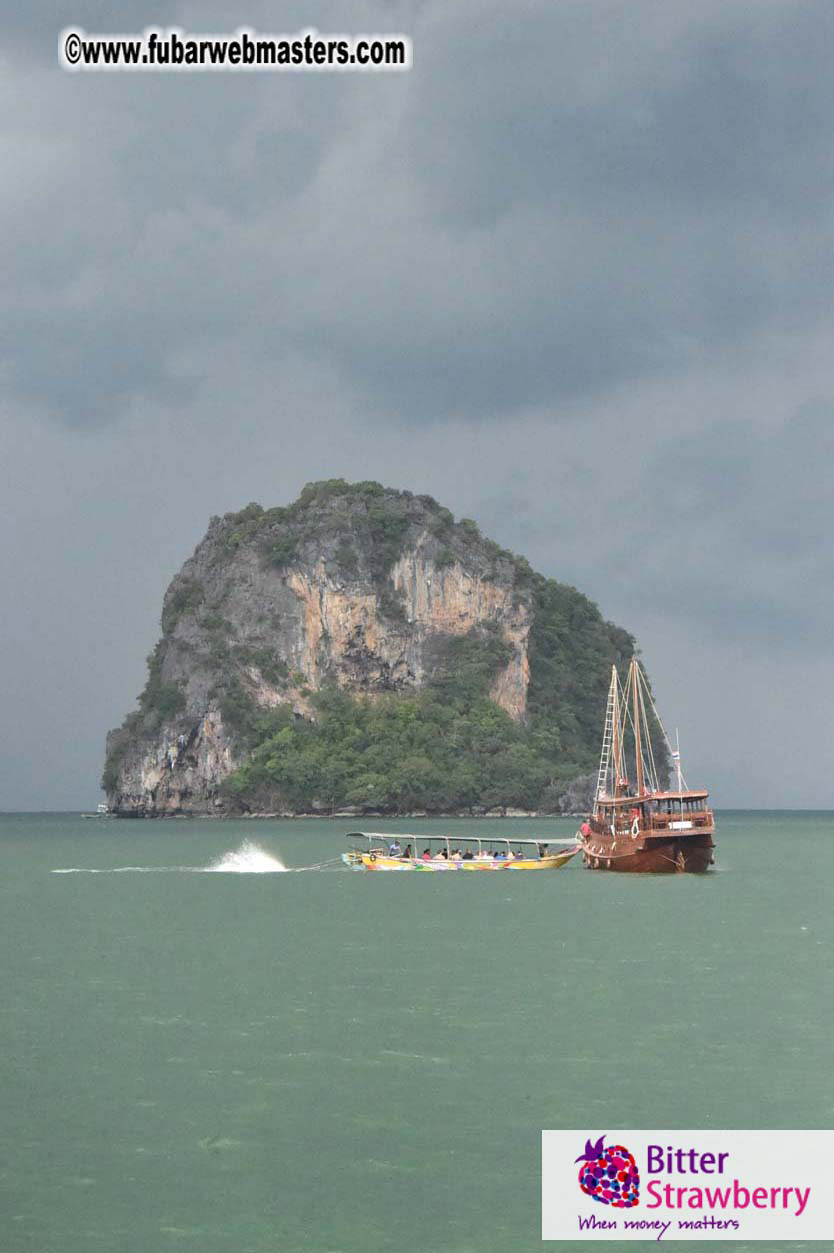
593 790 713 834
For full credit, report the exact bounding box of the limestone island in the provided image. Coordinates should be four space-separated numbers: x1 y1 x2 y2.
104 480 667 817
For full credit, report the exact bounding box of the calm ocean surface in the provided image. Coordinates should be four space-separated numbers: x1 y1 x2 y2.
1 811 832 1253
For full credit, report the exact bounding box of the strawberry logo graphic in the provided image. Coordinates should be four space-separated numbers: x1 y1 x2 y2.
576 1134 640 1208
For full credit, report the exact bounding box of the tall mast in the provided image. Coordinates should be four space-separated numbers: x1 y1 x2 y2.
632 658 644 797
612 672 622 797
675 729 683 795
674 728 683 819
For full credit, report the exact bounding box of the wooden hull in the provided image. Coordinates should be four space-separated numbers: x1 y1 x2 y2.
580 832 714 874
343 849 579 872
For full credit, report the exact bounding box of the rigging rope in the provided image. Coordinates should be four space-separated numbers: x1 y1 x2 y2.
637 663 689 792
637 666 659 793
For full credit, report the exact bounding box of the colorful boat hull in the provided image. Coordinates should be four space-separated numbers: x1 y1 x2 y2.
342 849 579 872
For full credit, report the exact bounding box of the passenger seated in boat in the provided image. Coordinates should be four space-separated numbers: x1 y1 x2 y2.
421 848 432 861
436 848 448 859
402 844 412 859
389 839 402 856
514 849 524 859
475 849 490 860
494 849 507 860
462 849 474 860
451 849 462 862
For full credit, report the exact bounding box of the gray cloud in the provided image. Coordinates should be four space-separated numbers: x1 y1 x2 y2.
5 1 834 426
1 0 832 808
601 402 834 652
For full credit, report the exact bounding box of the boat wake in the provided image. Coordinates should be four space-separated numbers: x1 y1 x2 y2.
205 840 288 873
52 840 288 875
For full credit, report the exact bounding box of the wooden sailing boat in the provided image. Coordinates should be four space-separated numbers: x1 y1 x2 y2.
579 660 715 873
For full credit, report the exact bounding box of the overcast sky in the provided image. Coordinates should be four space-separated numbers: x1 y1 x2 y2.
2 0 833 810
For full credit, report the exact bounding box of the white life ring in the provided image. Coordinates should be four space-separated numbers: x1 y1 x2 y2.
631 817 640 836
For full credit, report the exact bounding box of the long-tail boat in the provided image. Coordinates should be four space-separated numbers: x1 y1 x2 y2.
579 659 716 873
342 832 579 871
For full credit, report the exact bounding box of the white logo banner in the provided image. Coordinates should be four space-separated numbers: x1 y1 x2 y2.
542 1130 834 1241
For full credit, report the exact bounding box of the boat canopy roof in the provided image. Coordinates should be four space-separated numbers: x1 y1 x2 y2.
345 831 577 847
596 789 708 806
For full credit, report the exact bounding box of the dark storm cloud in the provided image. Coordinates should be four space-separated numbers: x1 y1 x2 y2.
326 0 834 415
4 1 834 426
2 0 833 808
412 2 834 222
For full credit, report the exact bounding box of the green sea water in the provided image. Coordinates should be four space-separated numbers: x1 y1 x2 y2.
1 811 832 1253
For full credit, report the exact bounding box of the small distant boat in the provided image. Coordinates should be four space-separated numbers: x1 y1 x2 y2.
342 832 579 872
81 803 112 819
579 659 716 873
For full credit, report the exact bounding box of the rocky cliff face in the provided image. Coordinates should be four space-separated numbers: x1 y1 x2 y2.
104 480 641 816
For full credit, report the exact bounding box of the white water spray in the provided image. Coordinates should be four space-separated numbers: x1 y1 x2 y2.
206 840 288 873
